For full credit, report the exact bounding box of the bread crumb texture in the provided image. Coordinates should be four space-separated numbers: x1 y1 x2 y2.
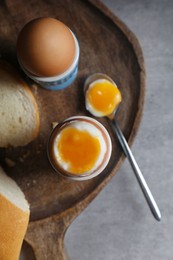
0 62 40 147
5 157 16 167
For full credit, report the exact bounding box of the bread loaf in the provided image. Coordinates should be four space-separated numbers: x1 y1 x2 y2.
0 61 40 147
0 166 30 260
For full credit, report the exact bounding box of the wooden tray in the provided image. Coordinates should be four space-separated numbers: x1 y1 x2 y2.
0 0 145 259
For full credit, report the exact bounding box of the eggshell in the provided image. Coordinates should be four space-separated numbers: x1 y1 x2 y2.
17 17 76 77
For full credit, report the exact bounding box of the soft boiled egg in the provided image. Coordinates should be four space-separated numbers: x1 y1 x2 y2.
47 116 112 180
17 17 76 77
53 121 107 175
85 79 122 117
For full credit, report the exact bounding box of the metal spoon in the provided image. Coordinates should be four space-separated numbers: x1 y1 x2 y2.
84 73 161 221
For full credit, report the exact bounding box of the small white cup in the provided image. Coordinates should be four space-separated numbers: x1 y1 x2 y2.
47 116 112 181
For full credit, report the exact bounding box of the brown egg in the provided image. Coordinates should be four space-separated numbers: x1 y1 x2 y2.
17 17 76 77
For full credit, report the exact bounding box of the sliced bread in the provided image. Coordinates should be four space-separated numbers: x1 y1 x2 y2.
0 61 40 147
0 166 30 260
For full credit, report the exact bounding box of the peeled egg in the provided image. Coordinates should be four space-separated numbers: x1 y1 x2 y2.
85 79 122 117
17 17 76 77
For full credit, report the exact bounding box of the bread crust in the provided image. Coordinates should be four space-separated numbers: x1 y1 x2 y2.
0 194 29 260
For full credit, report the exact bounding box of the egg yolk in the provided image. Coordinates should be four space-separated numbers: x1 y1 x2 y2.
57 127 101 174
86 79 122 116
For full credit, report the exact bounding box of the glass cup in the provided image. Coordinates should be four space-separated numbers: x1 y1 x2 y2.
47 116 112 180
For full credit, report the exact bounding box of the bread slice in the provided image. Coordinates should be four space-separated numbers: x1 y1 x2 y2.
0 166 30 260
0 61 40 147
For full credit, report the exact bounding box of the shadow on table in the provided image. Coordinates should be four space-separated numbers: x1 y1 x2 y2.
20 241 36 260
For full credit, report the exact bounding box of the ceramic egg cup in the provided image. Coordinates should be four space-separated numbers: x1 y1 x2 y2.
20 32 80 90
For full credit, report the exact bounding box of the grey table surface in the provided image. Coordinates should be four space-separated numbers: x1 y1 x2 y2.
20 0 173 259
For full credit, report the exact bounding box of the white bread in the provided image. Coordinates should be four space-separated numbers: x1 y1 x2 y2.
0 166 30 260
0 61 40 147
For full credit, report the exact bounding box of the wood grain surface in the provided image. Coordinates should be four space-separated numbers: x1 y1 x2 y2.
0 0 145 259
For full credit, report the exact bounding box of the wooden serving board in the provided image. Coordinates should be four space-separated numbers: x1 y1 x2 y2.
0 0 145 259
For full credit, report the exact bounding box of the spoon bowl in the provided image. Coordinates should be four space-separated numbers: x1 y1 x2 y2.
84 73 120 119
84 73 161 221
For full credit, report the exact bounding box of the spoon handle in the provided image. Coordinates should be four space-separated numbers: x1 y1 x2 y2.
111 120 161 221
